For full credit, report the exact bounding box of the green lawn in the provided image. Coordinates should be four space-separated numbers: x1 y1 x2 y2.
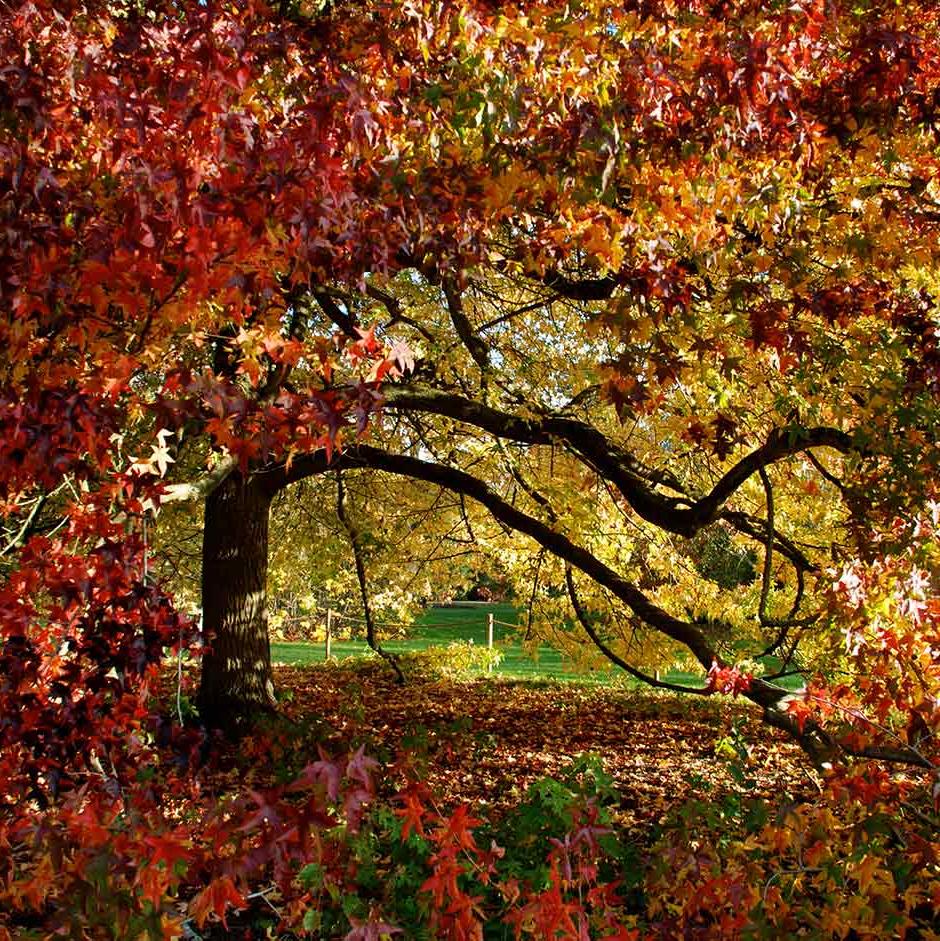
271 602 720 687
271 602 806 690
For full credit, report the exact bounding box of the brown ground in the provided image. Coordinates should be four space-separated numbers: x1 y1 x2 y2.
202 661 813 834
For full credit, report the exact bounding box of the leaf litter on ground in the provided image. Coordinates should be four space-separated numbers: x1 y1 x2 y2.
178 659 813 842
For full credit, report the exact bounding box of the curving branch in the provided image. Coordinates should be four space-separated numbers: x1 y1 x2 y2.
756 564 810 660
565 566 712 696
752 468 819 660
365 283 436 343
687 426 856 529
256 441 879 765
162 456 238 505
335 470 404 684
720 511 817 574
805 449 848 494
312 289 359 339
382 383 858 538
442 278 490 375
271 444 720 669
483 256 620 301
477 295 561 333
757 466 775 626
537 269 619 301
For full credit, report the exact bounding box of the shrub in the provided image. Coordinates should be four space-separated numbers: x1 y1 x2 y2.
401 641 503 680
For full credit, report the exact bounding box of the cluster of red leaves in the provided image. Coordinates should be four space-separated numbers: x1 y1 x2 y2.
706 661 753 697
0 658 389 940
408 798 640 941
185 745 383 933
0 528 190 936
0 388 117 497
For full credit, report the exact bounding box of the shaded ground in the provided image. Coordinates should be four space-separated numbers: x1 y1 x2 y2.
221 660 813 835
160 660 815 938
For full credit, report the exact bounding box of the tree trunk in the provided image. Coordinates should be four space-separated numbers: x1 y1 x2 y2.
198 471 277 731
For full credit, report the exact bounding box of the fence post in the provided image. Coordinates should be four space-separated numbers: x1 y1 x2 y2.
325 609 333 661
487 612 494 650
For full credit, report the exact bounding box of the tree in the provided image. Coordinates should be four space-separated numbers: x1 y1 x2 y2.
5 1 940 935
3 0 940 788
148 0 940 754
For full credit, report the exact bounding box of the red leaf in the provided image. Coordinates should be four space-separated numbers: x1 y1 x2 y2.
190 876 245 929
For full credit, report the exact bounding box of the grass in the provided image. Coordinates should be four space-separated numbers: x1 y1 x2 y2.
270 602 722 687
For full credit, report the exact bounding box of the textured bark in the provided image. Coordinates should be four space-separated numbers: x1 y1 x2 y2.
197 472 277 731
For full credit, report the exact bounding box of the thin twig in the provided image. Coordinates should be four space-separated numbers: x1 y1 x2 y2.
757 467 774 626
565 566 711 696
0 493 47 557
336 470 405 684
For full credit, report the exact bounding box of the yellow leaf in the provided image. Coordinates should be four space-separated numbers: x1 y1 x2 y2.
853 854 880 894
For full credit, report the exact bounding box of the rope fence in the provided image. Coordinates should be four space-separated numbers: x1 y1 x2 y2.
273 606 520 661
269 609 669 682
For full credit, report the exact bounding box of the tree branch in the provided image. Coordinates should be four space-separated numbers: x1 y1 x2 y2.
313 290 359 339
721 511 818 573
364 283 436 343
256 441 850 757
271 444 720 669
0 492 48 557
758 466 775 626
805 449 848 494
688 426 856 528
335 469 404 684
381 383 857 539
565 566 712 695
442 279 489 374
538 270 619 300
478 294 560 332
161 456 238 504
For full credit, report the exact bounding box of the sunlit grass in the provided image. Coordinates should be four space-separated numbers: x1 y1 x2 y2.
270 603 720 686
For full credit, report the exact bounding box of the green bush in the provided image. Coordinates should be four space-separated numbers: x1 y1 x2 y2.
401 640 503 679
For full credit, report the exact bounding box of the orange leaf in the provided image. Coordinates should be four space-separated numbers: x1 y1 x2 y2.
189 876 245 929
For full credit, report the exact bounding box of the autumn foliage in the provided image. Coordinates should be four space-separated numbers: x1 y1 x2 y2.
3 0 940 936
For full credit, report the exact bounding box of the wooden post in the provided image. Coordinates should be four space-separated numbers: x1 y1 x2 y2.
487 612 494 650
325 609 333 661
